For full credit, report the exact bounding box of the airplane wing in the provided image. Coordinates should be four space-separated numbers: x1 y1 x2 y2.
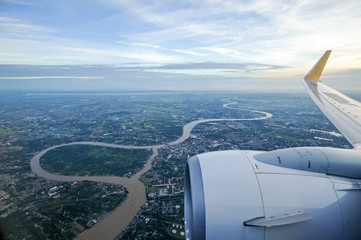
302 50 361 148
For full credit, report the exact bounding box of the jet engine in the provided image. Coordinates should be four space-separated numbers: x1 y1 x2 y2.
185 148 361 240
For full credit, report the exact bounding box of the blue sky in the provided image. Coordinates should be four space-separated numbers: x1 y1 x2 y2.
1 0 361 92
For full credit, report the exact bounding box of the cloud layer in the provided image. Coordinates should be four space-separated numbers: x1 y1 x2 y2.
1 0 361 91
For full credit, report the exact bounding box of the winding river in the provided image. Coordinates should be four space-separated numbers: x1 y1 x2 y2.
30 102 272 240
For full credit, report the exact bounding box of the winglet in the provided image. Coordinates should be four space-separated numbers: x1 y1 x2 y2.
304 50 332 81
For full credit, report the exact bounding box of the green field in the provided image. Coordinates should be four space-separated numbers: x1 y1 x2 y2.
40 145 151 177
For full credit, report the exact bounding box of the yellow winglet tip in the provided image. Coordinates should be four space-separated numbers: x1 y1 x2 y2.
304 50 332 81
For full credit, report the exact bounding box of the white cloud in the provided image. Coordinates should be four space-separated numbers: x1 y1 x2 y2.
2 0 34 5
0 17 54 33
116 42 206 57
0 76 103 79
1 0 361 84
0 37 178 64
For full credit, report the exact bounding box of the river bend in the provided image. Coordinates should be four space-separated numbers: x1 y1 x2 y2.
30 102 272 240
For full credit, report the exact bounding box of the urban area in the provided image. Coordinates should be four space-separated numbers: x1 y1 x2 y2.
0 91 352 240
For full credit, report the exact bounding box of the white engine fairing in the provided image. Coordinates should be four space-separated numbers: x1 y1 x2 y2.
185 148 361 240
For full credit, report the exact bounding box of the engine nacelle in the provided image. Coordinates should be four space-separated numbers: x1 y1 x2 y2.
185 149 361 240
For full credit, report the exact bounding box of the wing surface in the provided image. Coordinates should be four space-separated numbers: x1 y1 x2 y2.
302 50 361 148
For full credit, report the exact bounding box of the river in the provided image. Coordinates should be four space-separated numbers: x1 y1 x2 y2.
29 102 272 240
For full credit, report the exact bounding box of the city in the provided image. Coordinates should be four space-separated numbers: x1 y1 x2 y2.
0 91 352 239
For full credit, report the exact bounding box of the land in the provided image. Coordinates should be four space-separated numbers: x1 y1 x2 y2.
0 91 353 240
1 179 127 240
41 145 151 177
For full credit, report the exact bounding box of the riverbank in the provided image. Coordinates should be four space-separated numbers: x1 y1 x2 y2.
30 106 272 240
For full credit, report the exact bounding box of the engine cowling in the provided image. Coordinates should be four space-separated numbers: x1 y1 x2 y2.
185 149 361 240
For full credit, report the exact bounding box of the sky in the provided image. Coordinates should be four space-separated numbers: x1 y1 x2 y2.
1 0 361 92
